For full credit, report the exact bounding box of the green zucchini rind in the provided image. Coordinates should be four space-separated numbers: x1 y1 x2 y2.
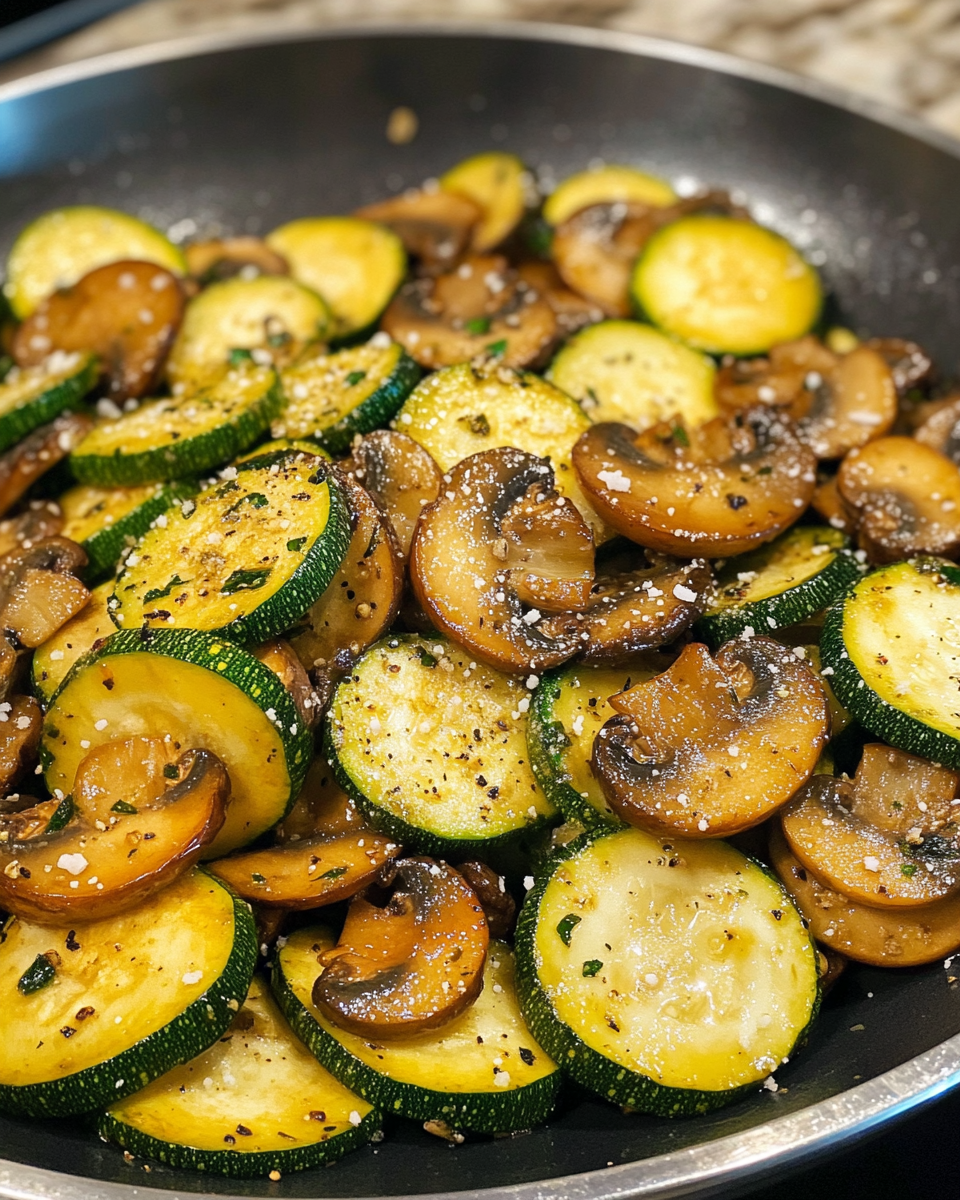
98 976 379 1177
274 930 560 1135
0 352 98 454
70 363 283 486
820 557 960 768
324 635 557 858
0 870 256 1119
42 627 313 856
696 526 863 646
276 337 420 455
110 450 351 646
514 826 820 1117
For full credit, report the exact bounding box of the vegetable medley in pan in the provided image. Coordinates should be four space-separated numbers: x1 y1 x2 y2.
0 152 956 1177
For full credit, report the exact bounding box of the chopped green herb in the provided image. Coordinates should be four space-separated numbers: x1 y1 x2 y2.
345 370 368 387
286 536 308 552
228 348 254 365
111 799 139 814
419 649 438 668
143 574 190 605
582 959 603 977
267 331 291 349
465 316 491 336
163 763 180 780
756 465 773 476
227 491 269 515
44 795 75 834
215 479 240 499
251 873 268 885
320 866 349 880
220 567 272 595
900 863 918 878
939 564 960 588
485 339 508 358
462 412 490 436
671 424 690 447
17 953 57 996
556 913 582 946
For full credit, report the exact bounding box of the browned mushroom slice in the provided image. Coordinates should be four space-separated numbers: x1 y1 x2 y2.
356 189 481 272
714 337 837 419
312 857 488 1038
770 823 960 967
456 860 516 939
914 394 960 463
410 448 592 672
551 201 656 317
781 744 960 908
13 261 184 402
341 429 443 561
515 261 604 336
0 694 41 793
837 436 960 561
0 502 63 558
253 638 321 730
591 638 829 837
380 254 557 370
290 473 404 676
185 237 289 283
810 471 852 533
209 828 398 909
573 410 816 557
864 336 933 394
275 758 364 844
0 411 94 518
0 737 229 923
577 553 710 664
0 536 90 647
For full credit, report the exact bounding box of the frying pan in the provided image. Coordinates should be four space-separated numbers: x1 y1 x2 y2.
0 21 959 1200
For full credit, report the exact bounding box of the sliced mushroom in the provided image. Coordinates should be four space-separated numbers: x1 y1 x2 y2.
781 744 960 908
275 757 363 844
0 536 90 648
0 501 63 558
0 695 42 793
0 411 94 518
0 737 229 923
253 638 321 730
770 822 960 967
355 189 482 272
837 436 960 562
576 551 710 664
716 340 897 460
341 430 443 561
380 254 557 370
573 410 816 557
185 237 289 283
914 394 960 463
290 472 404 676
810 471 852 533
410 448 593 672
864 336 933 394
13 260 185 401
515 261 605 336
551 191 745 317
591 638 830 837
312 857 488 1038
456 860 516 939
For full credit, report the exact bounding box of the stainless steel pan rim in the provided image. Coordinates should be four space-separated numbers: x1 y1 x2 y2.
0 19 958 1200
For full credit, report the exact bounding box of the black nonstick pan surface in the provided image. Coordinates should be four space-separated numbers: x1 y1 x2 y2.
0 22 958 1200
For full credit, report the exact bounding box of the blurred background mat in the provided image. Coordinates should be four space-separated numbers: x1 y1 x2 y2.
0 3 958 1200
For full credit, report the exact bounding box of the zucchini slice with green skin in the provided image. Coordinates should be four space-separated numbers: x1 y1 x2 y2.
547 320 717 431
99 975 379 1177
41 627 312 856
59 479 197 581
5 205 186 319
32 580 113 705
0 352 98 454
0 869 256 1118
275 336 420 454
326 635 557 857
543 165 675 226
697 526 863 645
528 664 660 829
166 275 330 384
631 215 822 356
275 929 560 1135
110 450 350 645
515 826 819 1116
440 152 528 252
70 362 283 486
820 558 960 767
395 362 601 538
266 217 406 337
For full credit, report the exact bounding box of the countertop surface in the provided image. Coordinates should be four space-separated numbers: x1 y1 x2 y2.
2 0 960 143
